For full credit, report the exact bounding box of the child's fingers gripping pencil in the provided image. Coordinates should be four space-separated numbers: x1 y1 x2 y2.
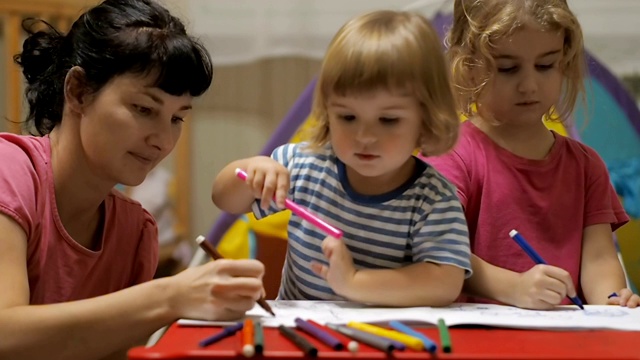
195 236 276 316
509 229 585 310
235 168 343 239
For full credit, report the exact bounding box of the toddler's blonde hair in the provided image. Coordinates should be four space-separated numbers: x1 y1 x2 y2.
309 10 459 156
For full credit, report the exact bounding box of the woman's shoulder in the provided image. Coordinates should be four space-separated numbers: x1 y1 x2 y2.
0 133 50 167
0 133 51 194
107 189 158 229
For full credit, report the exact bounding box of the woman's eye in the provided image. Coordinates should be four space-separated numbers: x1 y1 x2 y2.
171 116 184 124
339 114 356 121
133 105 153 115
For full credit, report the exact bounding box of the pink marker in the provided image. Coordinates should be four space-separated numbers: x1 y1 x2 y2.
235 168 343 239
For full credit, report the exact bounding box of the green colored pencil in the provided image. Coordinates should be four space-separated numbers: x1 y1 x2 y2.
254 320 264 354
437 318 452 353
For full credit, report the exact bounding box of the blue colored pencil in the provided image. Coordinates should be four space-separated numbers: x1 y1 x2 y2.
389 321 437 353
509 229 584 309
199 322 244 347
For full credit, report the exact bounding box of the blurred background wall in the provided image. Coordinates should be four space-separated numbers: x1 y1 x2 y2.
0 0 639 279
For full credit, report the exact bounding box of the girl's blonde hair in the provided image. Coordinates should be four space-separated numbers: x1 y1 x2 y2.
309 10 459 156
447 0 585 122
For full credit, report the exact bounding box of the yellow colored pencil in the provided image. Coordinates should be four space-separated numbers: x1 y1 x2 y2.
346 322 423 351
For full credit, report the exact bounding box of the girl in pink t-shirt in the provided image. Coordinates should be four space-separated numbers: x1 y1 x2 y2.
427 0 639 309
0 1 266 359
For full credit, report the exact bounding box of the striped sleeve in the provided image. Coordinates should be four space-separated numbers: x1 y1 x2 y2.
412 183 472 277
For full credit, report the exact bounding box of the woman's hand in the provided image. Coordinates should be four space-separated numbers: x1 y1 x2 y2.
168 259 266 321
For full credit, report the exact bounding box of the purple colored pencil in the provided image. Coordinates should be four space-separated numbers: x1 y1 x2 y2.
295 318 344 350
199 322 244 347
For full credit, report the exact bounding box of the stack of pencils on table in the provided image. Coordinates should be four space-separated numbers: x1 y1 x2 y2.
198 317 452 357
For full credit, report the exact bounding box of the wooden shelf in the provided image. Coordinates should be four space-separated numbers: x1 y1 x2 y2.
0 0 98 17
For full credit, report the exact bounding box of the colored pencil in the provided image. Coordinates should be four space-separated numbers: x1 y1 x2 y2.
235 168 343 238
278 325 318 357
509 229 584 309
347 321 423 351
242 319 255 357
295 318 344 350
196 235 275 316
437 318 452 353
327 324 400 353
254 321 265 354
389 320 437 353
199 322 243 348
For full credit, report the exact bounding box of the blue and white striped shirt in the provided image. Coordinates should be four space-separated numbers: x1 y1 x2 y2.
252 143 471 301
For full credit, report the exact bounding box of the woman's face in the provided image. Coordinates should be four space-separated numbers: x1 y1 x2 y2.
78 73 193 186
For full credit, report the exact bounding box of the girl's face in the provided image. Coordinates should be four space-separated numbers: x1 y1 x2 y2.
79 73 192 186
476 24 565 126
326 88 423 194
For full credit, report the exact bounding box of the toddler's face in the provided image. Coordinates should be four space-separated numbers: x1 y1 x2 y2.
326 88 423 194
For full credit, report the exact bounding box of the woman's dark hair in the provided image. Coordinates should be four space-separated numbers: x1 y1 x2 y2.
13 0 213 135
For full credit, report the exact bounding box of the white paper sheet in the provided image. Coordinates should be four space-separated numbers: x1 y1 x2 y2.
177 301 640 331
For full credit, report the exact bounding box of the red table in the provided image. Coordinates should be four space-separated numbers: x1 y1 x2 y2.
128 322 639 359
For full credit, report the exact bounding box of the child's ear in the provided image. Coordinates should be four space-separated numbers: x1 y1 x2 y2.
64 66 90 114
417 132 431 157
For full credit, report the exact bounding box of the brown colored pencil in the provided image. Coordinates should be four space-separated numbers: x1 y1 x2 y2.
196 236 275 316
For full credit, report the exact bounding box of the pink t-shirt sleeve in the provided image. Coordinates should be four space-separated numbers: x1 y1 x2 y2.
583 148 629 231
0 139 41 238
129 209 159 285
423 151 471 209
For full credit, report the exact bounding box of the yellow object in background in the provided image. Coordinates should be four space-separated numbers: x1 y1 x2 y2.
217 211 291 259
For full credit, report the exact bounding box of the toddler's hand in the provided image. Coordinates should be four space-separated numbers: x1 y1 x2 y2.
512 264 577 309
311 236 356 296
244 157 290 210
606 288 640 308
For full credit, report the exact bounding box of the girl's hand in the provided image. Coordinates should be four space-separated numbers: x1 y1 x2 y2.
244 157 290 210
606 288 640 308
311 236 357 296
511 264 577 310
168 259 266 321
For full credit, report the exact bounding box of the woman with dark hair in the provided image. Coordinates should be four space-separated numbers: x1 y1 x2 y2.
0 1 265 359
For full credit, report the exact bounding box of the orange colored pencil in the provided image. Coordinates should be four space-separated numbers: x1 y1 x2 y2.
242 319 255 357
